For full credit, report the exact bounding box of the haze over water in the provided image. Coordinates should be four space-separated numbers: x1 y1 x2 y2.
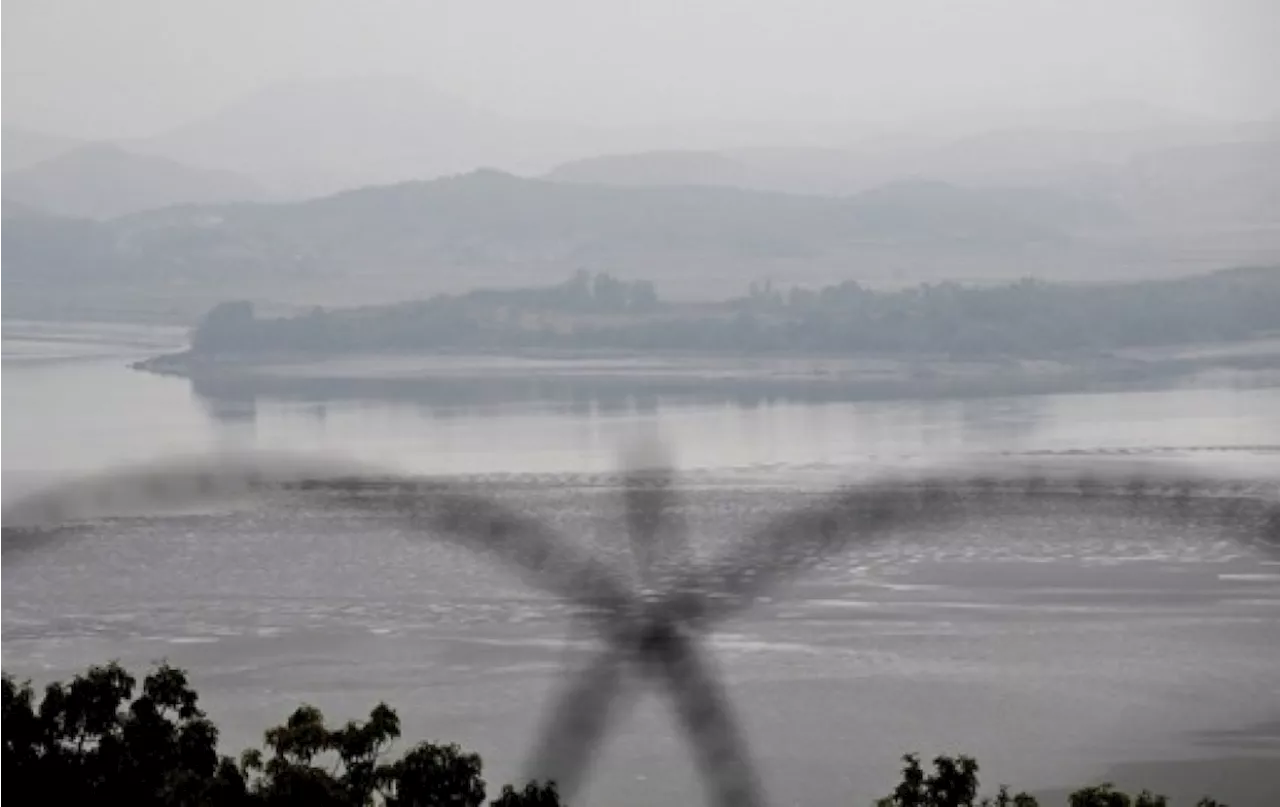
4 323 1280 806
5 321 1280 482
6 2 1279 803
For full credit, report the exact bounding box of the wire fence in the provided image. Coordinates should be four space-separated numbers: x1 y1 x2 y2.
4 446 1279 807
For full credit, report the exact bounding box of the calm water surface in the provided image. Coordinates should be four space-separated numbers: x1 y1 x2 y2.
4 322 1279 806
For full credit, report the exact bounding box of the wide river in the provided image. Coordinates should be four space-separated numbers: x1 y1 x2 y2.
3 321 1280 806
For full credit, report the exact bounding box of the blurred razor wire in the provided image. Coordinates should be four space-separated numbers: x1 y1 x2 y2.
3 442 1279 807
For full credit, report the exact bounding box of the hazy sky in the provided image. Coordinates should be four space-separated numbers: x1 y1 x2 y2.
4 0 1278 139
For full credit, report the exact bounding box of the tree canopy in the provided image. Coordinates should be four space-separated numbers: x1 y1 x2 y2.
2 661 557 807
2 661 1234 807
185 267 1280 360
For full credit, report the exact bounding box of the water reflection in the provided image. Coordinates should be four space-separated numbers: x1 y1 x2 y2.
168 363 1280 478
194 388 258 425
5 336 1280 482
183 359 1280 429
185 367 1084 425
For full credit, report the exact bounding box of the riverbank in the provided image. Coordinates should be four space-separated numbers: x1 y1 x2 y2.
132 339 1280 411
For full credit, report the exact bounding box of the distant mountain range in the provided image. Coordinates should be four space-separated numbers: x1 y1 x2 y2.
122 75 601 198
540 135 1280 229
1110 139 1280 227
9 76 1279 201
3 126 87 171
2 199 54 220
3 77 1278 322
0 168 1196 324
2 143 268 219
546 150 760 188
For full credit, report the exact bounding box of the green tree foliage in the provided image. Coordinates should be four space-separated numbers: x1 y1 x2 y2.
192 300 258 353
1 662 1235 807
875 753 1037 807
490 782 564 807
873 754 1229 807
1065 783 1224 807
185 267 1280 360
3 662 556 806
2 661 225 806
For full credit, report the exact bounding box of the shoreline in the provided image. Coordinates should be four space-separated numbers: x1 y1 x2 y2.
131 343 1280 410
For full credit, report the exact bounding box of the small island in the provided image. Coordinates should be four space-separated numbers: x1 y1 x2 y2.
134 266 1280 406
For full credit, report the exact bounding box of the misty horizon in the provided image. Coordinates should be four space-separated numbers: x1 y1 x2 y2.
5 1 1278 143
7 73 1274 145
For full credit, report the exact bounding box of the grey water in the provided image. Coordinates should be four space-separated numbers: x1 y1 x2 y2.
4 321 1280 806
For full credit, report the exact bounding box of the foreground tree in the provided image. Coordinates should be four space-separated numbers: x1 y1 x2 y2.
491 781 564 807
874 754 1229 807
3 662 1236 806
2 661 226 806
875 754 1037 807
3 662 557 806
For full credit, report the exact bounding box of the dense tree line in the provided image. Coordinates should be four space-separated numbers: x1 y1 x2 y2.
3 662 1231 807
2 661 558 807
189 270 660 355
187 267 1279 360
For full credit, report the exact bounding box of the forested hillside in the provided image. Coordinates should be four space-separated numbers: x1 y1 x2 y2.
183 266 1280 360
